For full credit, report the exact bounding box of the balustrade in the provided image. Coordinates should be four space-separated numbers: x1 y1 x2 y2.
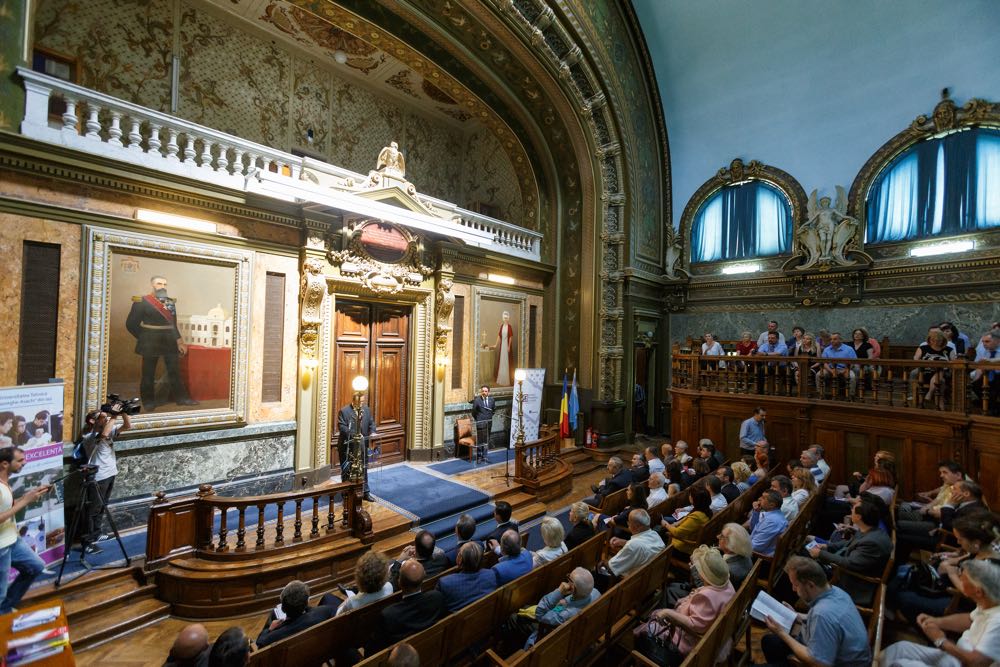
514 428 561 481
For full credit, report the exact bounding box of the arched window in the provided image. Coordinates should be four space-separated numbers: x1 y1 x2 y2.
865 126 1000 244
690 180 792 263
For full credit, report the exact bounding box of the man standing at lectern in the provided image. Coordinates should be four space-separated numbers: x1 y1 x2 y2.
338 395 376 502
469 385 494 462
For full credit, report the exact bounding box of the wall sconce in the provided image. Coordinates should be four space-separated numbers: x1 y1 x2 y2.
436 354 449 381
301 357 319 390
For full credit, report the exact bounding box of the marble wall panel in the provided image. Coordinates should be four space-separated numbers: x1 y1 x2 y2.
0 215 81 430
670 302 1000 348
248 252 299 423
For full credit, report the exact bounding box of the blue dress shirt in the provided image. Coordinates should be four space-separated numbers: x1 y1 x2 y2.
739 416 766 451
749 508 788 556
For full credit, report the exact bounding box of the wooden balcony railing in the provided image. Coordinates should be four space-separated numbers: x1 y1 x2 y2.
145 479 371 567
671 353 999 416
513 426 561 482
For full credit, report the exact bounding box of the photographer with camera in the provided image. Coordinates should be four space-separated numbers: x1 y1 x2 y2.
78 398 132 554
1 446 51 613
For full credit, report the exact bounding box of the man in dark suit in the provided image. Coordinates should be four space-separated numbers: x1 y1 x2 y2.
125 275 198 410
483 501 519 552
437 542 497 612
582 456 632 506
469 385 495 461
389 530 450 589
444 513 477 565
338 396 376 501
255 580 336 648
716 466 741 504
163 623 210 667
898 480 986 558
367 560 445 654
809 500 892 606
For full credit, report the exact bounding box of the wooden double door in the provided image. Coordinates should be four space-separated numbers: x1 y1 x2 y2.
332 300 410 469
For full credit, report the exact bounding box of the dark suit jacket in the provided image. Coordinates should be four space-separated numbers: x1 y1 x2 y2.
126 295 182 356
484 519 519 546
817 528 893 606
564 521 596 550
445 539 472 566
366 590 445 653
338 404 375 446
437 569 497 612
162 647 209 667
721 483 741 504
630 464 650 485
725 554 753 588
256 604 336 648
595 470 633 503
940 500 986 532
470 395 495 425
389 552 450 590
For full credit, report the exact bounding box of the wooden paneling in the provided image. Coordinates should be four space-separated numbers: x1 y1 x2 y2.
845 432 870 478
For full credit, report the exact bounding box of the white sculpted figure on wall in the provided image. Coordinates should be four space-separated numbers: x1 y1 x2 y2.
376 141 406 178
798 186 859 270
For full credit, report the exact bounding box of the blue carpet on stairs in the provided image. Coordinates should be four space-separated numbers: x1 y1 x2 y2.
427 448 512 475
369 465 490 524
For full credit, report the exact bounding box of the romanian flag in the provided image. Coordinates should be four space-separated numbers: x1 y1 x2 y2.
568 370 579 431
559 373 570 438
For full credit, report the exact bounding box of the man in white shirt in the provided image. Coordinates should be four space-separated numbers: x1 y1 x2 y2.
80 403 131 554
809 445 830 481
772 475 799 521
644 446 665 475
706 475 728 513
1 447 51 613
606 509 664 577
757 320 786 347
646 472 667 509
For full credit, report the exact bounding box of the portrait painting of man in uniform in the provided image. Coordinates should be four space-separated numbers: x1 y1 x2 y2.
107 252 236 414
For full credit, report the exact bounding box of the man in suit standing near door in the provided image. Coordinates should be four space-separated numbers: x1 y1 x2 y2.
338 395 376 502
469 385 494 462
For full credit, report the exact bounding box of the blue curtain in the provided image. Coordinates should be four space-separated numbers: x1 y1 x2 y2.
866 127 1000 243
691 181 791 262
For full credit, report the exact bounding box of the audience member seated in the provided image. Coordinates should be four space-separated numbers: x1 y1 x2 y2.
736 331 758 358
484 501 519 550
939 320 968 357
716 466 740 504
787 325 805 355
387 643 420 667
256 580 336 648
564 501 596 550
661 442 675 463
163 623 209 667
629 451 650 484
913 328 956 409
739 406 768 456
647 472 668 508
880 559 1000 667
851 327 875 363
437 543 496 612
807 500 892 607
390 530 449 589
444 513 476 565
758 556 871 667
674 441 692 465
793 332 820 384
798 448 825 483
889 511 999 620
634 545 736 666
756 332 789 392
664 459 684 497
971 330 1000 416
897 460 965 523
810 445 830 481
645 445 665 475
771 475 799 522
698 439 726 469
605 509 665 578
681 457 710 489
662 485 713 556
706 475 728 513
368 560 445 654
747 452 769 484
531 517 567 567
848 450 896 506
208 627 251 667
492 529 534 585
749 490 788 557
338 551 394 616
719 523 754 588
757 320 786 347
788 467 816 509
732 461 752 493
523 567 600 648
817 329 832 351
601 483 650 540
818 332 858 396
702 331 724 358
583 456 632 506
899 480 987 555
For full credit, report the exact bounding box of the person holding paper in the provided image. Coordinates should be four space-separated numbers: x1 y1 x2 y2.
0 446 50 614
807 500 891 607
758 556 871 667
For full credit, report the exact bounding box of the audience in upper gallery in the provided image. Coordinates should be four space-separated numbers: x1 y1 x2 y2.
718 523 754 588
601 483 650 540
647 472 668 508
256 580 336 648
531 516 568 567
645 445 665 475
437 543 496 613
897 460 966 523
563 501 596 550
806 499 892 607
972 330 1000 416
787 325 805 355
816 329 832 351
208 627 251 667
913 327 957 408
634 545 736 665
698 439 725 469
888 511 999 621
881 559 1000 667
701 332 724 357
583 456 631 506
661 485 713 556
387 643 420 667
757 320 786 347
818 332 858 396
443 513 476 565
484 501 519 551
368 560 445 654
758 556 871 667
339 551 393 616
748 490 788 557
939 320 970 357
850 328 875 361
736 331 758 358
756 331 789 362
629 451 650 484
605 509 665 577
790 467 817 508
770 475 799 522
492 529 534 585
715 466 740 504
389 530 449 589
731 461 752 493
521 567 600 648
163 623 210 667
792 333 821 384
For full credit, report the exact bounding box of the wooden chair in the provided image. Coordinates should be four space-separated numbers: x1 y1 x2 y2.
454 417 478 462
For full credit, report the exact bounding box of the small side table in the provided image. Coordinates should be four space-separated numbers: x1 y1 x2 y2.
0 599 75 666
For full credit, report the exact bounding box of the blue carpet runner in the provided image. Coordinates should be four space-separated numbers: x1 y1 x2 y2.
368 465 490 525
426 448 511 475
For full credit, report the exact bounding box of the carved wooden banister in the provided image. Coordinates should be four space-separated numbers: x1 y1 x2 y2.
146 479 371 567
513 427 560 482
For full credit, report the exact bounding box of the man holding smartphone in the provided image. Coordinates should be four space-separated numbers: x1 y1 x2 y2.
1 446 51 613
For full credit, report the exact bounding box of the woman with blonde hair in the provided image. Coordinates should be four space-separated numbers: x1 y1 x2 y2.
336 550 392 616
533 516 568 566
913 327 956 409
790 467 817 507
730 461 752 493
718 523 753 587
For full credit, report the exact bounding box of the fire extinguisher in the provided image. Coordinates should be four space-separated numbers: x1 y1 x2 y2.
585 427 593 448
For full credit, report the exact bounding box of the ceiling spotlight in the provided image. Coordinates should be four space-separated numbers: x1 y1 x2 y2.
333 50 348 65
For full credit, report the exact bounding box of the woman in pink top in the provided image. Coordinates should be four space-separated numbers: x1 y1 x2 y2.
634 545 736 663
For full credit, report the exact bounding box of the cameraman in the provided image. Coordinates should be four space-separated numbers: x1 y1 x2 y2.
80 402 131 554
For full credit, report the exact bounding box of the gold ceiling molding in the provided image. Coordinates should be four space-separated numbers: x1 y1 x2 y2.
286 0 538 227
847 90 1000 220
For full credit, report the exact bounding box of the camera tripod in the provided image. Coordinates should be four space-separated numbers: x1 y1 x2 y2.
55 465 130 586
